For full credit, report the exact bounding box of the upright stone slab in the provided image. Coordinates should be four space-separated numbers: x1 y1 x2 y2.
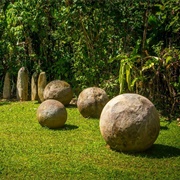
3 72 11 99
16 67 29 101
31 72 39 101
38 72 47 102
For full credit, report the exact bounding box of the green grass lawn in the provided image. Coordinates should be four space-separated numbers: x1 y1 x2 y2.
0 101 180 180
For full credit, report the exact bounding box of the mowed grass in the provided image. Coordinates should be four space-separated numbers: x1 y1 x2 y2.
0 101 179 180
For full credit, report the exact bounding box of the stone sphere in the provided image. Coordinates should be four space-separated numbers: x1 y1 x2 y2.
43 80 73 106
37 99 67 129
77 87 109 118
100 93 160 152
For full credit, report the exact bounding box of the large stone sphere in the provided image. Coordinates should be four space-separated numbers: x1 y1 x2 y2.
43 80 73 106
77 87 109 118
100 93 160 152
37 99 67 129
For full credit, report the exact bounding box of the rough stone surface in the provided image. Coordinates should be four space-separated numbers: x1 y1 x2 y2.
38 72 47 102
100 93 160 152
43 80 73 106
37 99 67 129
3 72 11 99
16 67 29 101
77 87 109 118
31 72 39 101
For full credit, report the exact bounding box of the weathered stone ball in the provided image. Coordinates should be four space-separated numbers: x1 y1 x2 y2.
100 93 160 152
43 80 73 106
37 99 67 129
77 87 109 118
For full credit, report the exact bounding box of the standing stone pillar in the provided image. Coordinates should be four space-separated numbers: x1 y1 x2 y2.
3 72 11 99
38 72 47 102
16 67 29 101
31 72 39 101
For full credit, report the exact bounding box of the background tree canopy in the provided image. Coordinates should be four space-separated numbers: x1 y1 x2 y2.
0 0 179 116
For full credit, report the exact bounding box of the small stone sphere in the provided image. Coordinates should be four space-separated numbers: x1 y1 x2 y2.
100 93 160 152
77 87 109 118
37 99 67 129
43 80 73 106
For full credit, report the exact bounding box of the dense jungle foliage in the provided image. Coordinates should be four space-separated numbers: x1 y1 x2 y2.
0 0 179 116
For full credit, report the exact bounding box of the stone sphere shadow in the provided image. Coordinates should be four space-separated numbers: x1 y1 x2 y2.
51 124 79 131
141 144 180 158
118 144 180 159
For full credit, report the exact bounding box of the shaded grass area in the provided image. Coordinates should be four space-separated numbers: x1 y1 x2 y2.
0 101 180 180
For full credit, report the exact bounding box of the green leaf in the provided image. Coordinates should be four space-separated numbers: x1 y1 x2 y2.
119 61 125 94
108 56 119 63
125 64 132 91
142 62 154 71
131 78 139 88
108 54 128 63
166 56 172 64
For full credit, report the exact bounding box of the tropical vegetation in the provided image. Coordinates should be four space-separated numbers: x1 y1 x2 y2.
0 0 179 116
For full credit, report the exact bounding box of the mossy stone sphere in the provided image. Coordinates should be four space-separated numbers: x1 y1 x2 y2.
100 93 160 152
37 99 67 129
